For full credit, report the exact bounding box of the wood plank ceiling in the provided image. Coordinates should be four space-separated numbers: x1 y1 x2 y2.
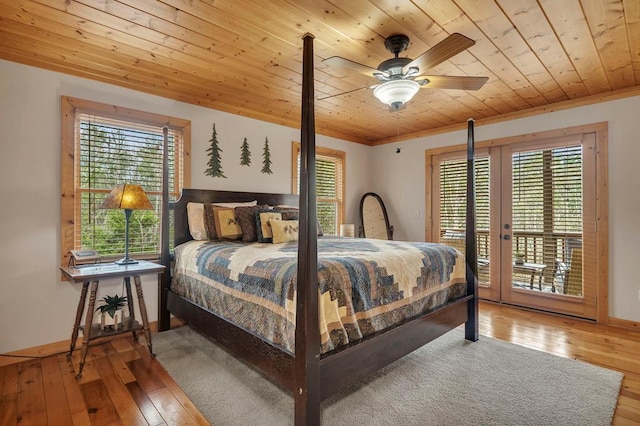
1 0 639 145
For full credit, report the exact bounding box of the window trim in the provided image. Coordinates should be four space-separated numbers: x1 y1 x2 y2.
61 96 191 267
291 142 346 235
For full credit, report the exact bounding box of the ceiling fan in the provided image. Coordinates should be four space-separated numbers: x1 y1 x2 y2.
320 33 488 110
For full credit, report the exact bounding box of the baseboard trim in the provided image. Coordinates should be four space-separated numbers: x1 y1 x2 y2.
0 317 183 367
608 316 640 332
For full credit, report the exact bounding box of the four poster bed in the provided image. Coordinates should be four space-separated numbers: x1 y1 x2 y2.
157 34 478 426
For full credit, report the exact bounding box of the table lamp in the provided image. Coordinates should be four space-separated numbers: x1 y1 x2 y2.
100 183 153 265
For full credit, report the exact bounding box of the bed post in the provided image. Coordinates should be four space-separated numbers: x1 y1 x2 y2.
465 118 479 341
158 126 171 331
294 33 321 426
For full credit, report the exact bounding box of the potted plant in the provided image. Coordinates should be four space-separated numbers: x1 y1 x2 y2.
96 294 127 330
514 252 525 265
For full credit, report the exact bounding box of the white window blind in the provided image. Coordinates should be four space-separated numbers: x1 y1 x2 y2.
512 145 582 294
294 146 345 235
75 113 184 257
512 146 582 254
438 156 491 259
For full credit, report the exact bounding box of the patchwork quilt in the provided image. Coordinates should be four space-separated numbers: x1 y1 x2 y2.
171 237 466 354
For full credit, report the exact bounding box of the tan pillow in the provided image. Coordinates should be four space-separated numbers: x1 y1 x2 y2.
186 202 207 240
279 208 323 236
256 211 282 243
213 207 242 240
270 219 299 244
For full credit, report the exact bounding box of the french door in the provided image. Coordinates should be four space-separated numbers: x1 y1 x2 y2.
428 128 603 320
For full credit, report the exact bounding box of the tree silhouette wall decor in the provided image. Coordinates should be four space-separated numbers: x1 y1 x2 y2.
240 137 251 166
261 137 273 174
205 123 226 178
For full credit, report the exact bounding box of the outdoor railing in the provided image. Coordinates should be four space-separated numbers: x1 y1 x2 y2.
440 229 582 294
441 229 581 265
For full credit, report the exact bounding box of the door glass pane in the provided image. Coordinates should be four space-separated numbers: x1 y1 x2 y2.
438 156 490 286
511 146 582 295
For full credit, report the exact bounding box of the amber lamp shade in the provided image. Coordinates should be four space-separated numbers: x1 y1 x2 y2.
100 184 153 265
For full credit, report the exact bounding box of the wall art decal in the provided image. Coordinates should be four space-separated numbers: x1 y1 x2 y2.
240 137 251 166
205 123 226 178
261 137 273 174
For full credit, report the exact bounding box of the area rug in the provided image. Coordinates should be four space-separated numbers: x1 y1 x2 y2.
153 327 622 425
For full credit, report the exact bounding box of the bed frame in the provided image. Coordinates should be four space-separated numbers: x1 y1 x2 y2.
158 34 478 426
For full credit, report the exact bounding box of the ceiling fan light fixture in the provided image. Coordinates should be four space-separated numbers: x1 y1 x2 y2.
373 80 420 110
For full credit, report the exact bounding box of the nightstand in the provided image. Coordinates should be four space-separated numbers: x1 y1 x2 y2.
60 260 165 379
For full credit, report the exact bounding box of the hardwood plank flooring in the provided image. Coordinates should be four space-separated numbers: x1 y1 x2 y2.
0 301 638 425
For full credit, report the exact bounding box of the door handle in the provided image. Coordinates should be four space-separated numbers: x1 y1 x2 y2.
503 234 511 240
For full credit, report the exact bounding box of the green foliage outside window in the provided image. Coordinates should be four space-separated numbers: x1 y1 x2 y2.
79 120 176 257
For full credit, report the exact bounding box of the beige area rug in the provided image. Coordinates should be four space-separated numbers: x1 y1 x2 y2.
154 326 622 425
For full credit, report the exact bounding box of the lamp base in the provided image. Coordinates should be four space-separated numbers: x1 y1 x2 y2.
115 257 138 265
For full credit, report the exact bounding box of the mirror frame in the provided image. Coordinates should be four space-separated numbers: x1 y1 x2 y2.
359 192 394 240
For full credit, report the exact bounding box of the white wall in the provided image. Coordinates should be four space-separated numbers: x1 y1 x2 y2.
2 55 636 353
0 59 370 353
371 95 640 322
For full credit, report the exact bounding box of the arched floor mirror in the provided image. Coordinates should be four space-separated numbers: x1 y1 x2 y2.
359 192 394 240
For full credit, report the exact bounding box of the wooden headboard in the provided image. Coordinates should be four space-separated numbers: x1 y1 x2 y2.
173 189 299 247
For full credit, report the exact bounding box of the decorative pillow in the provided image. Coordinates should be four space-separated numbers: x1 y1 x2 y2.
256 210 283 243
279 208 298 220
270 219 299 244
203 204 219 240
186 202 207 240
213 200 258 208
235 205 269 242
279 208 323 236
213 207 242 240
186 201 257 241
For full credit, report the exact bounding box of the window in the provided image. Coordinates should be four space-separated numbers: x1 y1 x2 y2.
436 148 582 290
438 155 491 261
511 146 583 271
61 97 191 266
291 143 345 235
426 124 606 321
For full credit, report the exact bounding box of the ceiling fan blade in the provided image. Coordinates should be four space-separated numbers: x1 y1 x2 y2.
403 33 476 75
418 75 488 90
316 85 375 101
322 56 382 77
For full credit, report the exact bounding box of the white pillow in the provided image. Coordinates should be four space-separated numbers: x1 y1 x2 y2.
186 202 207 240
212 200 258 208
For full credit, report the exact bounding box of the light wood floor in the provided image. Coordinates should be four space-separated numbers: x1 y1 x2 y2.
1 301 639 425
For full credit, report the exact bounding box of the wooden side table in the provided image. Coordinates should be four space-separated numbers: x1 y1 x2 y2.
60 260 165 379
